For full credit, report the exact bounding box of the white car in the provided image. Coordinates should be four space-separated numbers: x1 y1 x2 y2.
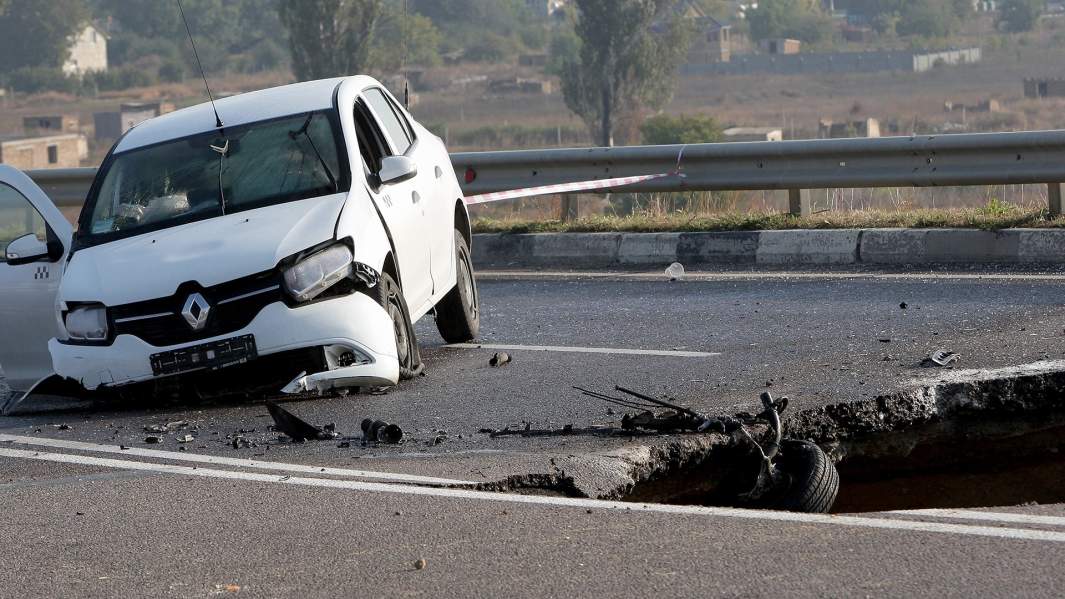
0 76 479 411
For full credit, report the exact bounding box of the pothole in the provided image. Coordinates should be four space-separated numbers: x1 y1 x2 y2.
599 361 1065 514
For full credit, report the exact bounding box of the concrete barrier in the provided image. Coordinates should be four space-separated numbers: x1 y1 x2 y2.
472 229 1065 268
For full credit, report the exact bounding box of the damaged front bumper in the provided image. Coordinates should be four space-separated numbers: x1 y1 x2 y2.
49 292 399 392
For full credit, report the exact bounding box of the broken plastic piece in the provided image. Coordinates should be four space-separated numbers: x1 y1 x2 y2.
665 262 686 281
489 352 511 367
266 400 338 442
923 350 960 367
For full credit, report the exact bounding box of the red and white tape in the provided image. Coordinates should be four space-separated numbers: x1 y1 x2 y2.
464 172 672 205
462 145 690 205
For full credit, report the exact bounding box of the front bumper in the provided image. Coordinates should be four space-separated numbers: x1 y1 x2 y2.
50 293 399 391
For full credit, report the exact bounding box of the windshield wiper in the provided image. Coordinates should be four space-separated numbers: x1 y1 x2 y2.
290 114 339 193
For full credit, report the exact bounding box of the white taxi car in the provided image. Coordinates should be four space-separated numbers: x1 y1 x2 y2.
0 76 479 410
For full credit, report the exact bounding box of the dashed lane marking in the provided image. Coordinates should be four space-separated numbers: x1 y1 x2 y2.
889 509 1065 528
445 343 719 358
2 446 1065 544
0 434 476 486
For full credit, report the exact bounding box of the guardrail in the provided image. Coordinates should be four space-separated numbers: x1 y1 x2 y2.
28 129 1065 216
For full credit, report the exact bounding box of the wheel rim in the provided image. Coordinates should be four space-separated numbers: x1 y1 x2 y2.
459 249 478 320
388 294 410 366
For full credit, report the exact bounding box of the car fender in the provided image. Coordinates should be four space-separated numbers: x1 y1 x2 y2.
337 187 393 277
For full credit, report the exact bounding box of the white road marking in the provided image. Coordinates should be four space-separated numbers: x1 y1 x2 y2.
889 509 1065 528
445 343 719 358
0 434 476 486
3 446 1065 544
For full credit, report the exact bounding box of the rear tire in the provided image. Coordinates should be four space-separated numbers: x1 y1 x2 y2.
370 273 422 381
435 231 480 343
766 440 839 514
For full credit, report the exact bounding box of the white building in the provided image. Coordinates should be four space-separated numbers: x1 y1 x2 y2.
63 24 108 76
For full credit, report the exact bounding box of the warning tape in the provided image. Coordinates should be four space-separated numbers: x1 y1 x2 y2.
464 172 672 205
462 145 690 205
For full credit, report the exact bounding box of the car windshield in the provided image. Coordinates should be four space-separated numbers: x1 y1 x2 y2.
80 110 347 246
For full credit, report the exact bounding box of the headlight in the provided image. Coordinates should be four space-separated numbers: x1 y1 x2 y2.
65 305 109 342
283 244 354 302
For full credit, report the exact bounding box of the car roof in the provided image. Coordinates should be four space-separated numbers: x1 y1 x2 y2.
114 76 378 154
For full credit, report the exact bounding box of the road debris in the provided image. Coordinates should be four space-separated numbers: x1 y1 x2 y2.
144 436 162 444
489 352 511 367
666 262 686 281
144 421 189 434
53 424 72 431
265 400 338 442
414 558 427 570
231 436 252 449
177 435 195 444
362 419 403 444
900 302 908 309
922 349 960 367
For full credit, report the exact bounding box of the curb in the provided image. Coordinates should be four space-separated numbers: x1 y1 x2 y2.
472 229 1065 268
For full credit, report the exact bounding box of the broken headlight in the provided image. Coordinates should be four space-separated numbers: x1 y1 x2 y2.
65 304 109 342
282 243 354 303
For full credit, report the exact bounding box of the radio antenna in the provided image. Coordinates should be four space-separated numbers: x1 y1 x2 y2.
403 0 410 110
176 0 223 129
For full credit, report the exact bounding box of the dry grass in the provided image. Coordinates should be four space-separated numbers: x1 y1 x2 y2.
473 207 1065 234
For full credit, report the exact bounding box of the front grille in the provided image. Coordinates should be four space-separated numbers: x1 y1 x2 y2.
110 271 284 347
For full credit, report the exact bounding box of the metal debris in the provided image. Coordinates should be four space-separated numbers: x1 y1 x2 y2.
362 419 403 444
265 400 338 442
922 349 960 367
489 352 511 367
177 435 195 444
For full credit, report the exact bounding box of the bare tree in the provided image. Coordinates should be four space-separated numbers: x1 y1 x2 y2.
560 0 692 147
278 0 383 81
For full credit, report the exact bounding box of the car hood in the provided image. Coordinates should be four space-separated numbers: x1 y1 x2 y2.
61 194 347 306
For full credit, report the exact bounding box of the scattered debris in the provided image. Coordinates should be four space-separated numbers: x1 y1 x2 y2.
177 435 195 444
144 436 162 444
922 349 960 368
337 441 351 449
489 352 511 367
414 558 427 571
144 421 189 434
231 436 252 449
900 302 908 309
54 424 72 431
878 338 892 343
362 419 403 444
213 583 241 594
265 400 338 442
666 262 686 281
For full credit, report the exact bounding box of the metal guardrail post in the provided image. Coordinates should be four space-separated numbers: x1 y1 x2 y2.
1049 183 1063 217
788 189 811 217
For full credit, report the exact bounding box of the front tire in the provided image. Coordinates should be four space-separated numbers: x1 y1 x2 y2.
435 231 480 343
371 273 422 381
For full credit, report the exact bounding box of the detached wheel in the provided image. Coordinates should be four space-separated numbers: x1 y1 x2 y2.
371 273 422 381
766 440 839 514
435 231 480 343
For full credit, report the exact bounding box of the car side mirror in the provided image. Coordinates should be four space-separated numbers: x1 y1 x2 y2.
378 156 418 185
5 234 49 266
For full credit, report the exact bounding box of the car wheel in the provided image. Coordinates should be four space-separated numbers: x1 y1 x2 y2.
372 272 422 381
435 231 480 343
765 440 840 514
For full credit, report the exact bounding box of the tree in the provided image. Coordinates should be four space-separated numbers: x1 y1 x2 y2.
746 0 834 44
0 0 89 72
896 0 956 38
278 0 383 81
372 7 442 70
999 0 1045 33
560 0 692 147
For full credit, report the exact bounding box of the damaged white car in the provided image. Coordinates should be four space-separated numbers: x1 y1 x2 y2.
1 76 479 410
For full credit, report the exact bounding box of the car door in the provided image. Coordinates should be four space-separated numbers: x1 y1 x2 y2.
357 88 434 313
0 165 74 394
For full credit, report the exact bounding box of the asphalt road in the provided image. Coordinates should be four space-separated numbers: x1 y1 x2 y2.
3 267 1065 597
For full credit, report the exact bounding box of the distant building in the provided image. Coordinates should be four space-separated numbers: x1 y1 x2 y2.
94 102 175 140
22 115 80 136
662 0 736 63
524 0 566 17
818 118 881 139
1025 78 1065 99
63 24 108 76
723 127 784 142
519 53 549 68
760 38 802 55
487 77 552 95
0 134 87 169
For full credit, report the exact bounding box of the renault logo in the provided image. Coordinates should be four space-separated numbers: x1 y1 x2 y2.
181 293 211 331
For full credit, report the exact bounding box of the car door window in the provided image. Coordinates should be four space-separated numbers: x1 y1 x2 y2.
353 99 391 184
363 88 414 156
0 183 46 263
